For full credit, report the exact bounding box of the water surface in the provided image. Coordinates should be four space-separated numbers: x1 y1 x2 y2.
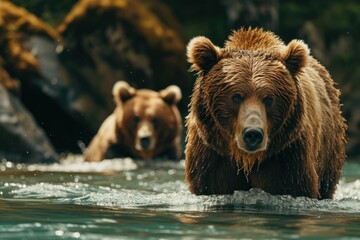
0 156 359 239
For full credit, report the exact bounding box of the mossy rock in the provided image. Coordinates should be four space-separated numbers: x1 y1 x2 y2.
0 2 60 162
57 0 191 120
0 1 57 81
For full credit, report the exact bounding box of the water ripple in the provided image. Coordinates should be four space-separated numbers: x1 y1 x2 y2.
68 185 360 214
1 157 359 216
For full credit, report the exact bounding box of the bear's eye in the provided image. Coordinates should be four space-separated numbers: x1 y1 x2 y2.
263 96 274 107
133 116 140 125
152 117 159 129
231 94 243 104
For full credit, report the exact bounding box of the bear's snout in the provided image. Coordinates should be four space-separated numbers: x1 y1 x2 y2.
135 122 156 152
140 136 151 150
236 104 268 153
242 127 264 151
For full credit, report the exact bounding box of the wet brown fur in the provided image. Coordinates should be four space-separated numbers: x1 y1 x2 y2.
84 81 182 161
185 28 346 199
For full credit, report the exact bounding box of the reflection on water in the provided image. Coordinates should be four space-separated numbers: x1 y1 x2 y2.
0 156 359 239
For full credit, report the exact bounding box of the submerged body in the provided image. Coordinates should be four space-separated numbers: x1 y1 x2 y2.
185 28 346 199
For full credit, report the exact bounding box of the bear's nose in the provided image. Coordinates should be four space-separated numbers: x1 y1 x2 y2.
140 136 151 150
242 127 264 151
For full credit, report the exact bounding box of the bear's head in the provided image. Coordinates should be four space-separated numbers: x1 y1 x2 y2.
187 33 309 172
112 81 182 160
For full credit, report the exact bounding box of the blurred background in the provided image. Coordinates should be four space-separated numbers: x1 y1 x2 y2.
0 0 359 163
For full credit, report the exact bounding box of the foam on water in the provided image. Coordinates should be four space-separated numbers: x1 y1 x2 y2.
7 181 360 214
74 181 360 213
26 155 138 172
2 157 360 215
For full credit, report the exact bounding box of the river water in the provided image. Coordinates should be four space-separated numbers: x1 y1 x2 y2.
0 156 359 239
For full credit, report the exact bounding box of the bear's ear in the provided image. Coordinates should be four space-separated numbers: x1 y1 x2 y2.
159 85 182 105
187 36 222 72
112 81 135 105
282 40 310 77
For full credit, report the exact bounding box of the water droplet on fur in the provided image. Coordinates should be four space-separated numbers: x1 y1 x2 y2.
245 172 250 183
236 161 242 175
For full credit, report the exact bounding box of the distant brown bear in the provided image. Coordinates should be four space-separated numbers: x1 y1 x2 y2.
185 28 346 199
84 81 182 161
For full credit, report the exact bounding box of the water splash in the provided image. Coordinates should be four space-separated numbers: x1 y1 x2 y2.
6 179 360 215
26 155 138 172
11 182 89 198
67 185 360 214
1 157 359 215
334 179 360 200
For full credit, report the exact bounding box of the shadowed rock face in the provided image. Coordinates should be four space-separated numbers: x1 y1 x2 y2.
0 1 91 158
22 35 95 153
0 1 60 162
0 85 58 163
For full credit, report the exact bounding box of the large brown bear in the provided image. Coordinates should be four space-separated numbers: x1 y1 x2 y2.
84 81 182 161
185 28 346 199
